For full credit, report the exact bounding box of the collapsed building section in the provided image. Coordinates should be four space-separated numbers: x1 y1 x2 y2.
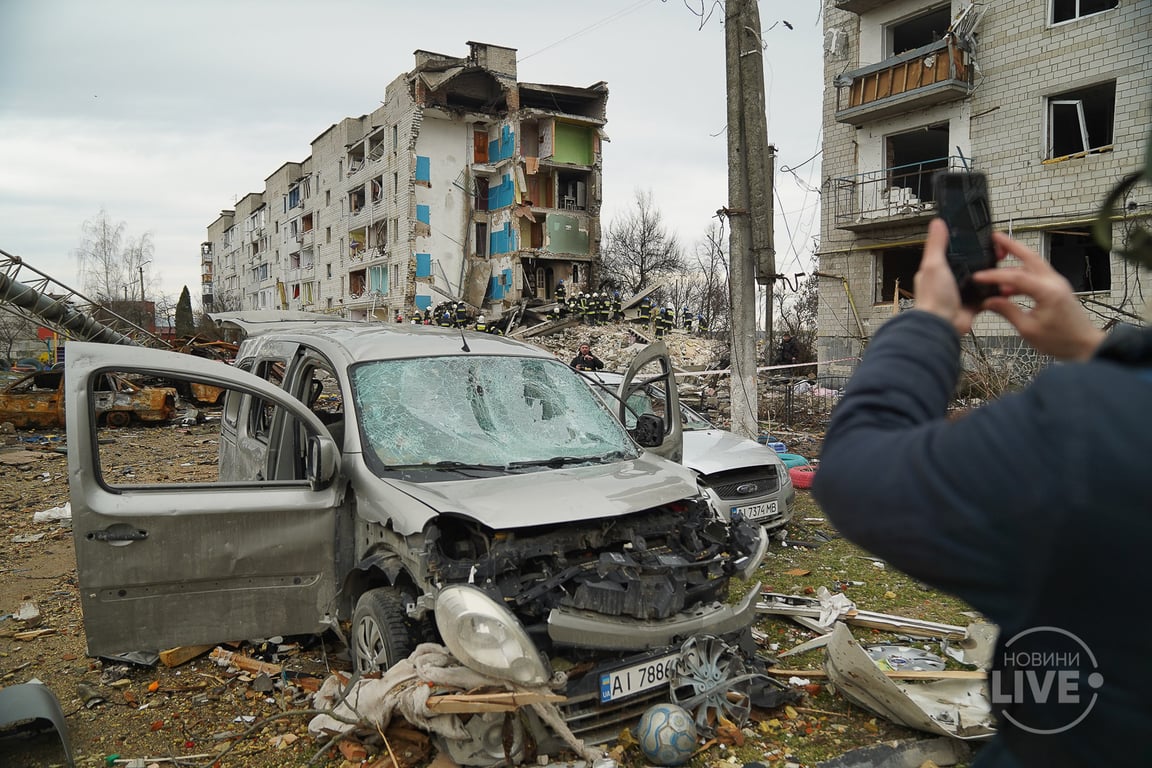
203 42 608 326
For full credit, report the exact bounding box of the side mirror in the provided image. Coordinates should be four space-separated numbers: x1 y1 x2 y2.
306 434 339 490
632 413 665 448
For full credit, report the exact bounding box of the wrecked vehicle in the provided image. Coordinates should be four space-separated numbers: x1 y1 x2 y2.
2 368 176 429
585 371 795 530
65 318 769 763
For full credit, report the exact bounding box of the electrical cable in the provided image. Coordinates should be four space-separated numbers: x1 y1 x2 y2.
519 0 659 63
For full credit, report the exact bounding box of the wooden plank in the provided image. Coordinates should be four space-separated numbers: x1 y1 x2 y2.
208 647 282 677
160 644 215 668
425 691 566 714
767 667 985 681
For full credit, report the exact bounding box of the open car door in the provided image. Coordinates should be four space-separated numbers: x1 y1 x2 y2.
65 342 342 657
617 341 683 463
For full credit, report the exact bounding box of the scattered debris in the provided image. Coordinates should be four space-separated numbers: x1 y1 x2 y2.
14 601 41 627
756 587 969 640
158 644 214 668
815 737 971 768
823 624 994 740
33 503 71 523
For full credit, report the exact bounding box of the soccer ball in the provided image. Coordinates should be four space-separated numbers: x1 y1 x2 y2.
635 703 698 766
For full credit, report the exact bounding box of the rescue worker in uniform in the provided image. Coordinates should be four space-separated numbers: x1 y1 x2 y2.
612 291 623 322
555 280 567 303
637 296 653 326
654 304 675 339
598 292 611 325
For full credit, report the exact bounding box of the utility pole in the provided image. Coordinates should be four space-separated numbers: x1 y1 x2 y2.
724 0 775 439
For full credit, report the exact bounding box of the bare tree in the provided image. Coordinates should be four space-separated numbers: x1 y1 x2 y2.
76 209 157 303
771 270 818 368
0 309 41 362
599 190 685 295
77 209 127 301
694 223 730 332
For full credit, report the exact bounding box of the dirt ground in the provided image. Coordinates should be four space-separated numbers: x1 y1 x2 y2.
0 417 981 768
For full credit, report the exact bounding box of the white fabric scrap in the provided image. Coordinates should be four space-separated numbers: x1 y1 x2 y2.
308 643 601 761
33 503 71 523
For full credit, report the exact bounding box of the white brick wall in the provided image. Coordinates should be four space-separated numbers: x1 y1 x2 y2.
817 0 1152 375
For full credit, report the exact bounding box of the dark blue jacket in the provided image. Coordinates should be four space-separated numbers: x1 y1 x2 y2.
813 310 1152 768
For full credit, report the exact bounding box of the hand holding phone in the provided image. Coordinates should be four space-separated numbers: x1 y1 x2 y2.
932 171 998 306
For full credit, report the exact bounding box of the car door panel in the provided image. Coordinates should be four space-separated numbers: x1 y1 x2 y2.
65 342 343 656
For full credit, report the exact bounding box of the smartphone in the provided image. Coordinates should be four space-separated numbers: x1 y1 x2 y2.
932 171 998 306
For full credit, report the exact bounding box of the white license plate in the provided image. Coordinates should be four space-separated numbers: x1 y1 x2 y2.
732 500 778 521
599 653 678 703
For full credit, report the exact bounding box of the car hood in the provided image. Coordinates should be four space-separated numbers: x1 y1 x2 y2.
384 452 701 530
681 429 784 476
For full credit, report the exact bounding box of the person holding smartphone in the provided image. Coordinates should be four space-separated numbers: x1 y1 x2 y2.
813 218 1152 767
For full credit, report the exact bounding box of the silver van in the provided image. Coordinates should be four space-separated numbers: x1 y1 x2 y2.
584 371 795 531
65 317 768 763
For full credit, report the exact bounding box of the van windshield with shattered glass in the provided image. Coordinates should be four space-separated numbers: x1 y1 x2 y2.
350 355 637 475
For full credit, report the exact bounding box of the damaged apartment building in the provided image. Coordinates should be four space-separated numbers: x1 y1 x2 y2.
201 42 607 321
817 0 1152 373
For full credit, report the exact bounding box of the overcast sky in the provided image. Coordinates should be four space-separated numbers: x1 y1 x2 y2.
0 0 824 307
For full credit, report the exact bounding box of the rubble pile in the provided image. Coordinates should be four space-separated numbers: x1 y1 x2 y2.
519 321 728 374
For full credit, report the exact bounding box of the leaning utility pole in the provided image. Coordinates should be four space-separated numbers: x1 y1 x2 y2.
724 0 775 439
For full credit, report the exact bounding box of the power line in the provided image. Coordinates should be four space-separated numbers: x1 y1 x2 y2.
518 0 660 63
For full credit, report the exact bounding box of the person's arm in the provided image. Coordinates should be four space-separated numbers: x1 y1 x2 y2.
812 221 1070 610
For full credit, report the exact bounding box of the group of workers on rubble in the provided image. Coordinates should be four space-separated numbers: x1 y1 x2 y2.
400 302 502 335
553 280 710 337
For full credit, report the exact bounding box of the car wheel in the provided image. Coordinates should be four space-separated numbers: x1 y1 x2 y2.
351 587 419 675
105 411 131 429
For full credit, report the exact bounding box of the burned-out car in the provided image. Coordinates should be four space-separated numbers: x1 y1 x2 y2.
65 318 768 762
2 368 176 429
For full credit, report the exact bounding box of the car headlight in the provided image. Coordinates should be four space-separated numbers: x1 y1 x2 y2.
434 584 550 685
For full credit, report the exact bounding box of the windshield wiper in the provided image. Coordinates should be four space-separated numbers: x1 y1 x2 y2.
384 461 507 473
507 455 603 469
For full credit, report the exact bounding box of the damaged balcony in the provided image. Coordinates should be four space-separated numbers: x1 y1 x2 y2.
834 0 896 13
834 37 972 126
832 155 971 232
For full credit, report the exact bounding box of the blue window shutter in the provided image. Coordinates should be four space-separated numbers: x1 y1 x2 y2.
415 253 431 277
416 205 430 224
415 156 431 182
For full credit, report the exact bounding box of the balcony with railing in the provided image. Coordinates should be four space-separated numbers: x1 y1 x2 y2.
834 36 971 126
831 156 972 232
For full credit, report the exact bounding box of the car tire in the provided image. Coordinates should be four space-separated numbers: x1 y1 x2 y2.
351 587 420 675
105 411 131 429
789 464 816 489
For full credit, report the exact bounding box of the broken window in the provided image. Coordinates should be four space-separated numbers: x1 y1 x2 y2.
875 246 920 303
887 4 951 56
476 223 488 257
1047 81 1116 159
348 186 366 215
249 359 285 443
350 356 632 472
1047 226 1110 293
885 124 949 208
475 177 490 211
1051 0 1117 24
349 268 367 297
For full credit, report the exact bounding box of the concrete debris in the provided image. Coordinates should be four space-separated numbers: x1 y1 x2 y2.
523 321 727 375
